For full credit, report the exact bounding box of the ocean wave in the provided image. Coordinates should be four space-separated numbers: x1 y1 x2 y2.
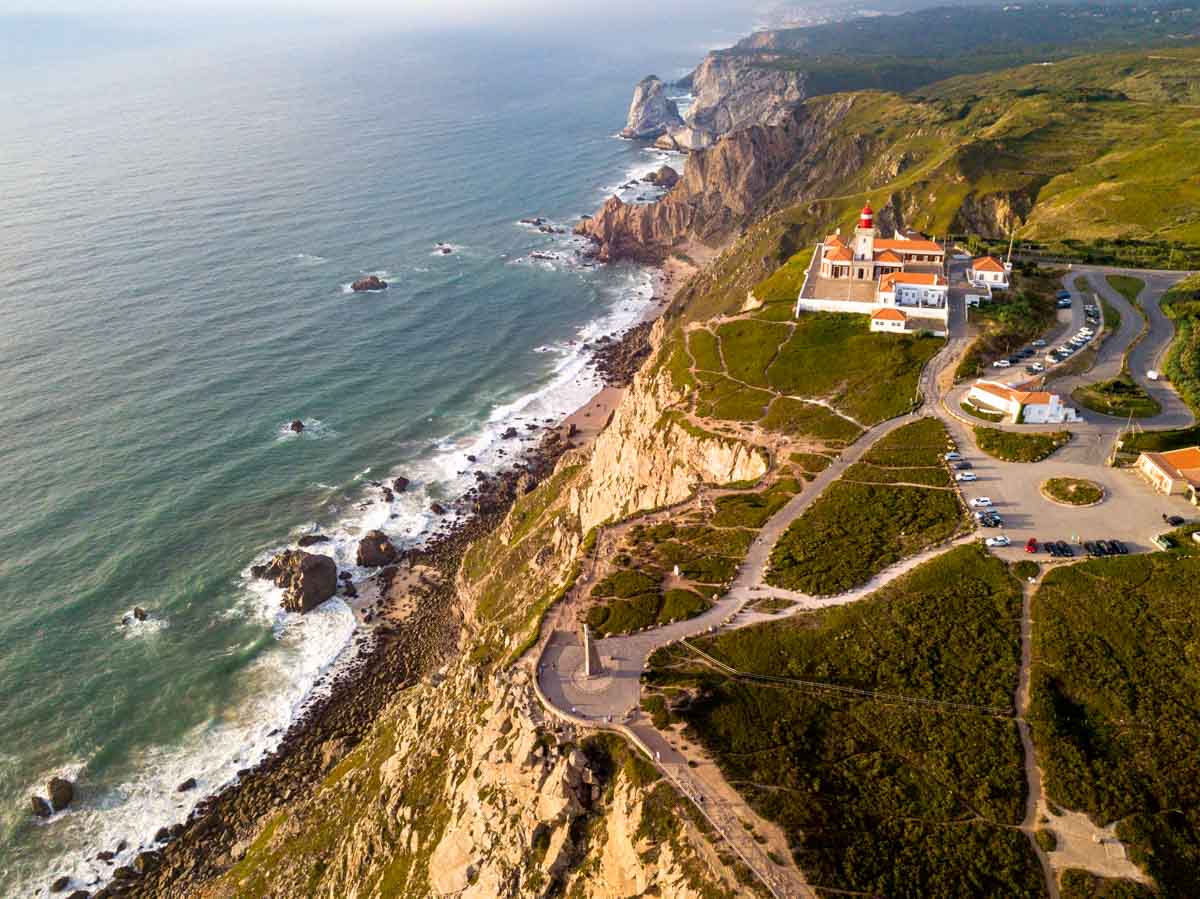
292 253 328 265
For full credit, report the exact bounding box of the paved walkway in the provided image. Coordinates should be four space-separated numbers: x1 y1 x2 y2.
530 265 1193 895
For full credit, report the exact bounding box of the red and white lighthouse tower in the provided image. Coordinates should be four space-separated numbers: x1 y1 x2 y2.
853 202 877 264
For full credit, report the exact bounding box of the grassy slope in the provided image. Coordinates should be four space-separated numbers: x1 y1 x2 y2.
645 546 1042 896
1032 556 1200 896
1162 273 1200 415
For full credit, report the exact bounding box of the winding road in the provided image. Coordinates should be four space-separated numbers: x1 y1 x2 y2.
530 263 1195 898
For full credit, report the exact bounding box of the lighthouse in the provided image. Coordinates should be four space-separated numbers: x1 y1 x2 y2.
853 203 877 268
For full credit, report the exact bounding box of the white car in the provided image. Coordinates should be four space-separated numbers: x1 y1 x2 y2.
970 497 993 507
1032 339 1047 347
992 359 1012 368
1029 363 1045 373
956 472 978 482
985 535 1011 547
944 451 963 461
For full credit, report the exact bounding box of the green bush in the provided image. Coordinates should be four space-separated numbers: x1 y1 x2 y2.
646 546 1042 895
1031 556 1200 896
1013 560 1039 580
1072 375 1161 418
712 479 801 529
592 569 660 599
768 482 964 594
975 427 1071 463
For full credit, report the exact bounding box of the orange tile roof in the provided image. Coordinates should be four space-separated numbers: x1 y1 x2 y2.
874 249 903 264
824 235 846 248
879 271 947 290
825 246 853 261
973 255 1007 272
872 307 907 321
1144 446 1200 482
875 238 944 254
971 380 1055 406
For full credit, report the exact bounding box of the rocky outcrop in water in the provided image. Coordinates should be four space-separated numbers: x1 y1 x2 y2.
252 550 337 613
356 530 399 567
351 275 387 292
643 164 679 188
619 75 683 139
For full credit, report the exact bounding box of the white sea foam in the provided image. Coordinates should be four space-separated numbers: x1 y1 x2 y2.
292 253 328 265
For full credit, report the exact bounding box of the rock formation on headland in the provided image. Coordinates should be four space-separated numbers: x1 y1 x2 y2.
251 550 337 613
630 54 806 152
619 75 683 139
351 275 388 292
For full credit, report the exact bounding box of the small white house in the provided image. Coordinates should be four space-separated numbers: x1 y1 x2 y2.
967 380 1079 424
969 256 1011 290
877 271 949 310
870 307 908 333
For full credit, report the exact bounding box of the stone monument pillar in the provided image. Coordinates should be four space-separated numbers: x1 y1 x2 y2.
582 623 603 678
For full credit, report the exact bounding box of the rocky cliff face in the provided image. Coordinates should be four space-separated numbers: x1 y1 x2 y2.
620 75 684 139
661 53 807 151
578 95 859 262
574 320 767 532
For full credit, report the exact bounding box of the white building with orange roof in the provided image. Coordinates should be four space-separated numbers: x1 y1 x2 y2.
869 307 908 333
796 204 949 332
966 379 1079 424
968 255 1011 290
1135 446 1200 503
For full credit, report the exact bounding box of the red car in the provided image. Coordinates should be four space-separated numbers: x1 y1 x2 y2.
1025 538 1038 553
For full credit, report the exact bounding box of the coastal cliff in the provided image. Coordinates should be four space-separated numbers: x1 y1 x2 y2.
577 95 859 262
658 53 807 151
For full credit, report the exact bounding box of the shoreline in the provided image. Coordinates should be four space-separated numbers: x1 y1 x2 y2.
84 239 698 898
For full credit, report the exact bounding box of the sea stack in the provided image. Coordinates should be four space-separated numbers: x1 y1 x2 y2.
251 550 337 613
620 76 683 140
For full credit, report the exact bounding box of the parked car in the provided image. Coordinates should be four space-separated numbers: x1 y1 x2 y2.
1028 363 1045 373
1056 298 1072 309
944 451 963 461
1155 534 1177 550
1057 541 1074 557
1032 339 1047 347
1107 540 1128 555
1047 542 1061 557
954 461 973 470
992 359 1012 368
1166 515 1185 527
985 535 1011 548
1056 290 1072 300
956 472 978 482
1025 538 1038 553
970 497 993 507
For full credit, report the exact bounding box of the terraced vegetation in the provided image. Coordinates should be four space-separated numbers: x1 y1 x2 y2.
586 480 801 635
767 419 968 594
1031 556 1200 896
645 546 1043 896
683 314 941 442
1162 273 1200 416
1040 477 1104 506
974 427 1071 463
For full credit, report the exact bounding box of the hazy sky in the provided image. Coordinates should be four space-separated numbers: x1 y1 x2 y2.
0 0 767 26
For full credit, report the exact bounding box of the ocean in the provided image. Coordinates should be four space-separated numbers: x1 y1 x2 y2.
0 18 740 894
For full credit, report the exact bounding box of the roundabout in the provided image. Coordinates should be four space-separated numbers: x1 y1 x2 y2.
1040 477 1106 507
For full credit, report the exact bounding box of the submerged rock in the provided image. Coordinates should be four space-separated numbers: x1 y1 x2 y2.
50 876 70 893
392 476 410 493
252 550 337 613
356 530 399 568
297 534 330 547
132 607 148 622
351 275 388 292
30 795 52 818
177 777 197 793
